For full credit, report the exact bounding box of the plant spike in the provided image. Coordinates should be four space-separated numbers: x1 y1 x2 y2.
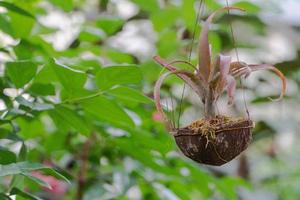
198 6 245 82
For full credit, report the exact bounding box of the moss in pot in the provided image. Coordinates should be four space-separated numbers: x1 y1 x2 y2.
153 7 286 166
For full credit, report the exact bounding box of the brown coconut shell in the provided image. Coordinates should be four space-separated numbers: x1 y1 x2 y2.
173 116 253 166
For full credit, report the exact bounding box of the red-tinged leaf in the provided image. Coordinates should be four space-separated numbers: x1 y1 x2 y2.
198 7 245 81
214 54 231 100
153 56 206 99
220 54 231 78
226 75 237 105
249 64 286 101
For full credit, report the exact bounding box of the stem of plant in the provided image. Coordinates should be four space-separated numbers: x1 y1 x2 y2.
76 132 96 200
204 86 216 119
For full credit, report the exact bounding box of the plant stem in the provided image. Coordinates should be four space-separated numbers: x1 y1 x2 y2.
204 87 215 119
76 133 96 200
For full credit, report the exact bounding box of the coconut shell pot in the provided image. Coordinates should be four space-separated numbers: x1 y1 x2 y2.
174 117 253 166
153 7 286 166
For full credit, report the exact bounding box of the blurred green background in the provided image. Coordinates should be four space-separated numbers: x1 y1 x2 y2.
0 0 299 199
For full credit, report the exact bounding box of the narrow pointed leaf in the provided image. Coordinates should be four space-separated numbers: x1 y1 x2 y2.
21 173 52 189
0 162 69 183
10 187 41 200
0 2 35 19
214 54 232 99
226 75 237 105
198 7 245 81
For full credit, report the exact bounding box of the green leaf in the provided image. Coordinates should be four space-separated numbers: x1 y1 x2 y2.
21 173 51 189
28 83 55 96
96 17 124 36
41 168 70 184
0 193 12 200
79 27 104 42
0 2 35 19
8 175 24 193
131 0 159 13
16 118 45 139
182 0 196 30
0 14 14 36
96 65 142 90
216 177 251 200
49 105 90 135
82 96 134 128
10 187 41 200
9 11 35 38
49 59 87 99
0 162 69 183
6 61 38 88
107 86 153 104
18 142 27 161
105 49 136 64
157 30 179 57
15 96 54 111
0 162 47 177
0 128 10 139
49 0 73 12
0 148 16 164
150 7 180 31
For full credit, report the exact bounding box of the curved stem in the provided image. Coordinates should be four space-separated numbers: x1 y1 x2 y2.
154 70 199 131
249 64 286 101
153 55 206 100
204 86 215 119
168 60 198 71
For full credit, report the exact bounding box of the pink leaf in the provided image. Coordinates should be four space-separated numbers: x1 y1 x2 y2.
220 54 232 78
249 64 287 101
214 54 232 100
226 75 237 105
198 6 245 81
153 56 206 99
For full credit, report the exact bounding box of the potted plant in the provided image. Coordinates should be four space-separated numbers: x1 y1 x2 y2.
153 7 286 166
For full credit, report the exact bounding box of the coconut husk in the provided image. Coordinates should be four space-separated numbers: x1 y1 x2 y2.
173 115 253 166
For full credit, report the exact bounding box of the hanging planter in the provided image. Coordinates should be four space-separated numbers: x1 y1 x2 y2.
153 7 286 166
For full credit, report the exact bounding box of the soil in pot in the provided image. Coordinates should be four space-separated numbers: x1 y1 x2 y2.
174 115 253 166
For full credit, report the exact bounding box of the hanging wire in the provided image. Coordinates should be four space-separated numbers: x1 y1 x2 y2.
189 0 205 62
225 0 250 119
225 0 240 62
169 92 176 128
177 0 205 128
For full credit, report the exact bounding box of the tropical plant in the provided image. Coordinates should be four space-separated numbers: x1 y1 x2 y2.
153 7 286 166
